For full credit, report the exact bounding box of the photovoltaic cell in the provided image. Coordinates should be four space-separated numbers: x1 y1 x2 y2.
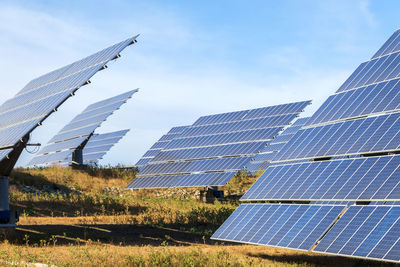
211 204 345 251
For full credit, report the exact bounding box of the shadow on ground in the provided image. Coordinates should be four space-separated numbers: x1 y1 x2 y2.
2 224 217 247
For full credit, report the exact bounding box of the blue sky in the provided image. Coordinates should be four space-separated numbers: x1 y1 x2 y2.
0 0 399 166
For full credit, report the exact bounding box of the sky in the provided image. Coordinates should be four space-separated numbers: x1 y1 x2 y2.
0 0 400 166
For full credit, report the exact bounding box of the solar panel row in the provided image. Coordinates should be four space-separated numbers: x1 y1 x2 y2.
372 29 400 60
242 155 400 201
19 36 138 95
193 101 310 126
150 141 267 163
211 204 345 251
127 172 236 189
338 50 400 93
180 114 297 138
139 156 252 176
275 112 400 162
315 205 400 263
164 127 281 150
309 78 400 126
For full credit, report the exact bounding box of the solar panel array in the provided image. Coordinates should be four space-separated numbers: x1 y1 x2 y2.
28 90 136 166
0 36 138 165
245 117 309 174
212 30 400 263
128 101 311 189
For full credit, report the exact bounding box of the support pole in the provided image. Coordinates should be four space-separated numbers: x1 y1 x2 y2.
0 176 10 224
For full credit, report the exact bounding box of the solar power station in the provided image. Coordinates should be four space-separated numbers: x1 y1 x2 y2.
212 29 400 263
245 117 309 174
0 36 138 226
127 101 311 190
28 90 136 166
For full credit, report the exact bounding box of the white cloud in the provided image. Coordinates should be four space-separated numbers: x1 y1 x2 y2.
0 1 376 167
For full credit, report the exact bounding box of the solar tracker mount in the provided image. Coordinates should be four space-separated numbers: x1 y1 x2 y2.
0 35 139 226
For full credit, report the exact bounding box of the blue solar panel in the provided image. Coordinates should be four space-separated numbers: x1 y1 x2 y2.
211 204 344 251
308 78 400 126
242 155 400 201
0 36 138 155
372 30 400 59
181 114 297 138
275 113 400 162
126 172 237 189
139 156 252 176
315 205 400 263
28 91 135 166
164 127 282 150
151 141 266 163
192 101 310 126
131 102 309 189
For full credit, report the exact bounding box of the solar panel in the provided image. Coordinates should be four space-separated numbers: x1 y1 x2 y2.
164 127 282 150
308 78 400 126
315 205 400 263
274 112 400 162
242 155 400 201
180 114 298 138
150 141 267 163
28 90 136 166
211 204 345 251
126 171 237 189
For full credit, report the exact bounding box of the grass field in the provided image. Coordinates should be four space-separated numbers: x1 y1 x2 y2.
0 167 396 266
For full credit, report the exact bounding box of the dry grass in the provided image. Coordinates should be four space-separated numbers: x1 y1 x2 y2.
0 242 342 267
2 167 392 267
11 166 133 193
